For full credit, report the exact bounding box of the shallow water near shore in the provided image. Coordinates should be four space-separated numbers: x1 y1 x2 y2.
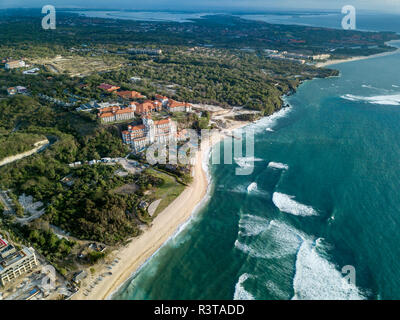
113 43 400 300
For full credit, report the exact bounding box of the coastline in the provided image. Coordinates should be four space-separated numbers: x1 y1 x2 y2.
316 47 400 68
72 120 250 300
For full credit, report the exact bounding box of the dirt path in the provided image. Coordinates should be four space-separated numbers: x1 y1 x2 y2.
0 139 51 167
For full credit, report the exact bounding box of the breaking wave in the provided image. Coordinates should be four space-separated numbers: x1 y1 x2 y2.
272 192 318 216
292 240 366 300
235 220 304 259
233 273 255 300
247 182 258 193
238 214 270 237
227 183 268 197
265 280 288 299
267 162 289 170
234 216 367 300
341 93 400 105
234 240 270 259
361 84 388 92
234 156 263 168
241 106 292 133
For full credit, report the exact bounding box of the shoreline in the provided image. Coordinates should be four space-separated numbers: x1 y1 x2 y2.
72 120 250 300
316 47 400 68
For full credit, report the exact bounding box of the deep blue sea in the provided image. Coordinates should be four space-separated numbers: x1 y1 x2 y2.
112 14 400 300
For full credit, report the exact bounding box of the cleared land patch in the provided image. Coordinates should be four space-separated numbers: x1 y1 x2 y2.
112 183 139 195
29 55 127 77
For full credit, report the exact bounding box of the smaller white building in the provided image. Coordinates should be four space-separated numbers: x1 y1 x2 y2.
5 60 25 70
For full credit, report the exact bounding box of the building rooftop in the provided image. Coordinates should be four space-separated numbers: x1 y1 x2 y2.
0 237 8 251
0 246 35 272
98 83 120 91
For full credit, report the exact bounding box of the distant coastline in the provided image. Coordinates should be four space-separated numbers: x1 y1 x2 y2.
317 40 400 67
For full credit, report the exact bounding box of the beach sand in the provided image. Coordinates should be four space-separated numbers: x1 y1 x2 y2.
316 47 400 68
72 120 248 300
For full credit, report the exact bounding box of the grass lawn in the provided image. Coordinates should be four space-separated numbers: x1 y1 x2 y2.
148 169 186 216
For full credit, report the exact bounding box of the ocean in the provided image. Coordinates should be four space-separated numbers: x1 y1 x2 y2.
112 15 400 300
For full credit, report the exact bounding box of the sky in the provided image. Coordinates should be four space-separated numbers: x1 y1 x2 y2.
1 0 400 13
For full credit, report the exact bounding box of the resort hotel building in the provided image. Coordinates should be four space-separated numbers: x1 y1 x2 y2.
122 115 177 151
0 236 39 286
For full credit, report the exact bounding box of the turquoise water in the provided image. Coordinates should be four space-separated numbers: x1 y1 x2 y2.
113 44 400 300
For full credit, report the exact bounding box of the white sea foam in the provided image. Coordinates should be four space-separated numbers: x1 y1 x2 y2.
267 162 289 170
265 220 304 258
265 128 274 132
292 240 366 300
341 93 400 105
229 184 248 194
234 156 263 168
229 183 268 197
392 85 399 88
235 220 303 259
233 273 255 300
265 280 287 299
234 216 365 300
361 84 387 91
238 214 269 237
234 240 269 259
272 192 318 216
242 106 292 133
247 182 258 193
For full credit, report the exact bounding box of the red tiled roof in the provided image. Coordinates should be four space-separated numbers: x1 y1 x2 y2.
168 100 185 108
155 119 171 125
136 102 154 114
98 83 120 92
129 124 145 131
99 106 120 113
155 94 168 100
168 100 191 108
117 90 144 99
99 112 114 118
116 107 135 114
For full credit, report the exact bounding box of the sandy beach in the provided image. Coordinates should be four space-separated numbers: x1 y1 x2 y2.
72 119 249 300
316 47 400 68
